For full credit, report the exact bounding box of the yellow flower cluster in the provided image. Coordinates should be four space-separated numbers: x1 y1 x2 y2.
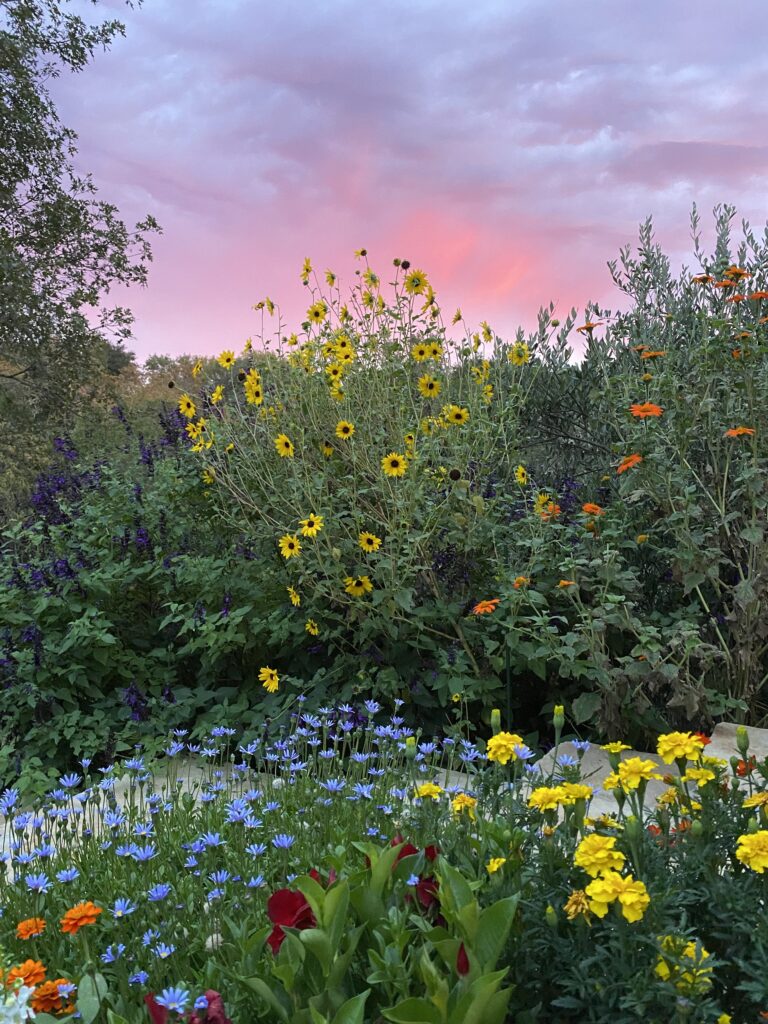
655 936 713 996
528 783 593 812
486 732 526 765
573 834 649 922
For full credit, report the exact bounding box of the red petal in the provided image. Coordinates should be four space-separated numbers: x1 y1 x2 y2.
144 994 169 1024
267 889 310 926
424 844 440 862
456 942 470 976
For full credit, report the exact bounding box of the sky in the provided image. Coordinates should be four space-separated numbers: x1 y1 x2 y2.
52 0 768 361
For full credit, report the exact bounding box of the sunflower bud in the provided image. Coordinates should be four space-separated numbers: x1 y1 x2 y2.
551 319 560 327
490 708 501 735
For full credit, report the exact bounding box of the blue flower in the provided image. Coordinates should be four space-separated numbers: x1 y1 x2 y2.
225 799 249 823
207 887 225 901
131 843 157 862
112 897 136 918
264 801 281 812
25 872 50 893
209 869 230 885
351 783 374 800
406 874 420 886
272 834 295 850
56 865 80 883
320 779 345 793
129 971 149 985
184 855 198 869
211 726 236 737
142 928 160 946
0 788 20 815
153 942 175 959
363 699 381 715
165 741 185 757
245 843 267 857
103 809 126 829
572 740 591 754
115 843 137 858
60 773 81 789
147 883 172 902
246 874 265 888
201 832 225 848
194 995 209 1011
133 822 155 838
155 988 189 1014
100 943 126 963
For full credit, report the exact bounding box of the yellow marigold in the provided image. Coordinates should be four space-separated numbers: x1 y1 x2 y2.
528 786 566 812
451 793 477 820
682 767 716 787
559 782 593 805
574 834 625 877
359 531 382 553
655 936 713 995
585 871 649 922
274 434 294 458
486 731 525 765
259 666 279 694
656 731 705 764
216 350 235 369
381 452 408 478
486 857 506 875
601 742 631 754
415 782 443 800
278 534 301 559
617 757 662 790
743 792 768 809
344 575 373 597
735 830 768 872
563 890 591 922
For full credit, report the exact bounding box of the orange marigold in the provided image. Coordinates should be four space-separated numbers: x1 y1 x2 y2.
60 901 102 935
713 279 737 289
748 291 768 300
692 274 713 283
5 960 46 989
630 402 663 418
471 598 500 615
640 350 666 359
724 426 755 438
513 576 530 589
617 454 643 474
16 918 45 941
582 502 604 516
576 321 601 334
31 979 75 1015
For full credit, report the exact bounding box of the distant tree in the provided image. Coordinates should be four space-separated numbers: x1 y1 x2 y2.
0 0 159 510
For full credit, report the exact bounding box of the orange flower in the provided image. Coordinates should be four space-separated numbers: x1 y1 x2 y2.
733 331 752 339
31 979 75 1015
539 501 561 521
631 343 647 352
617 454 643 474
724 294 745 303
630 402 663 418
557 579 576 588
471 598 500 615
60 901 102 935
761 316 768 324
732 349 742 359
692 274 713 283
724 265 751 278
748 291 768 300
713 279 737 289
640 350 666 359
582 502 604 516
576 321 601 334
724 426 755 438
5 960 46 989
513 576 530 589
16 918 46 941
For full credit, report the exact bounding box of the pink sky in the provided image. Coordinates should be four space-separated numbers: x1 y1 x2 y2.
54 0 768 360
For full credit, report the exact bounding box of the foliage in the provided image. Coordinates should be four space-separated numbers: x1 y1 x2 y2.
0 709 767 1021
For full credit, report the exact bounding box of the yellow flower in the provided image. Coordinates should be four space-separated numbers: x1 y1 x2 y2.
326 363 344 383
585 871 649 922
287 586 301 607
278 534 301 559
617 757 662 790
481 321 493 343
178 394 196 419
301 257 312 283
415 782 443 800
529 786 566 812
305 619 319 636
185 420 203 440
287 332 299 346
563 890 591 922
335 420 355 441
404 269 428 295
451 793 477 820
486 857 506 875
657 731 705 764
211 385 224 404
363 268 379 288
486 731 525 765
443 404 470 426
574 834 625 877
299 513 324 538
682 767 716 787
245 380 263 405
560 782 593 804
274 434 294 458
381 452 408 478
411 343 429 362
508 341 530 366
259 666 279 694
307 301 328 324
743 792 768 809
217 350 235 369
359 531 382 553
325 269 336 286
201 468 215 486
428 341 442 359
191 360 203 378
735 830 768 872
452 308 463 324
655 937 713 995
344 575 373 597
417 374 441 398
601 742 631 754
557 579 576 589
482 384 494 404
636 534 649 544
602 772 620 791
321 442 334 458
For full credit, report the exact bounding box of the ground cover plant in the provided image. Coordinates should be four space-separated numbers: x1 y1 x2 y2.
0 704 767 1022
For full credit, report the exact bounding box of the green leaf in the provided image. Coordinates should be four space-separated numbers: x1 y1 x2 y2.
383 997 442 1024
437 860 474 913
572 691 601 724
237 976 290 1020
331 989 371 1024
475 896 519 970
740 525 763 544
76 971 109 1024
107 1013 130 1024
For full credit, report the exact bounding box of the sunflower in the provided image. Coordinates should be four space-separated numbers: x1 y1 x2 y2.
429 341 443 359
338 347 356 364
404 269 428 295
344 575 373 597
265 296 275 315
191 360 203 378
381 452 408 477
245 382 263 405
307 301 328 324
411 343 429 362
335 420 355 440
417 374 441 398
287 586 301 607
325 269 336 286
305 619 320 636
278 534 302 559
335 334 352 352
359 531 382 553
363 269 379 288
178 394 196 419
217 350 236 369
444 404 470 426
201 468 216 486
321 442 334 458
299 513 324 538
515 464 528 486
508 341 530 366
274 434 294 458
211 385 224 404
259 666 279 693
452 308 463 324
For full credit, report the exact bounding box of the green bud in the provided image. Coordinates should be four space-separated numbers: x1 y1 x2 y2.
690 820 703 838
736 725 750 758
553 705 565 731
551 319 560 327
404 736 417 761
545 904 558 929
748 816 760 834
624 815 642 842
490 708 501 735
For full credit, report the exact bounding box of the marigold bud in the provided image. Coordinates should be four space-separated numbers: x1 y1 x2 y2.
736 725 749 757
404 736 417 761
490 708 501 735
545 904 558 929
553 705 565 731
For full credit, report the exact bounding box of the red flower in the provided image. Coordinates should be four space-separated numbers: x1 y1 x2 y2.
692 731 711 746
736 756 757 778
390 834 420 863
188 991 233 1024
415 876 440 910
424 844 440 862
456 942 470 976
647 824 662 837
266 889 317 953
144 995 168 1024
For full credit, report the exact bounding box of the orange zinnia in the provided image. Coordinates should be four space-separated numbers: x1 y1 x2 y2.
692 274 713 283
60 901 102 935
5 960 46 989
724 294 745 303
576 321 601 334
513 576 530 589
557 579 576 588
713 279 737 289
724 265 751 278
471 598 500 615
631 343 647 352
748 291 768 300
539 501 561 521
617 454 643 474
582 502 604 516
31 979 75 1015
630 402 663 418
640 350 666 359
724 426 755 437
16 918 46 941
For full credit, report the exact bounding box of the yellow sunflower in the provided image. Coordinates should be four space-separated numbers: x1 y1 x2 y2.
381 452 408 477
211 385 224 405
191 360 203 379
359 531 382 553
411 343 429 362
515 464 528 486
417 374 441 398
404 269 428 295
287 586 301 607
259 666 279 693
307 301 328 324
217 350 236 370
299 513 324 538
305 619 320 636
178 394 196 419
274 434 294 458
508 341 530 366
278 534 302 559
335 420 355 440
443 404 470 426
344 575 373 597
